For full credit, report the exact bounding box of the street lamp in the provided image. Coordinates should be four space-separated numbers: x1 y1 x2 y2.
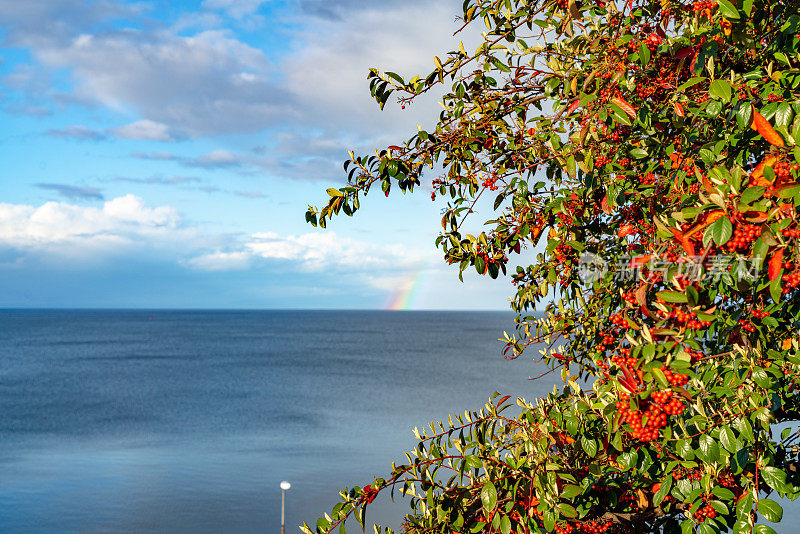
280 481 291 534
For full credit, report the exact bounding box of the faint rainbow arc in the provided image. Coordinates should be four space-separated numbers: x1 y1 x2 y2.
385 266 433 310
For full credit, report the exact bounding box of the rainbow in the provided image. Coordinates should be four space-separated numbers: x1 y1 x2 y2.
385 266 434 310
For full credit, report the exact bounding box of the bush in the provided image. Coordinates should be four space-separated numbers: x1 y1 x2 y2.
304 1 800 532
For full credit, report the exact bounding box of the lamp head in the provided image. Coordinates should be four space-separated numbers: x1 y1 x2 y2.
280 481 291 491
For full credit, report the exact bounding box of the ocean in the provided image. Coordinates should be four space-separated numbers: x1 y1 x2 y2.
0 310 553 533
2 310 794 533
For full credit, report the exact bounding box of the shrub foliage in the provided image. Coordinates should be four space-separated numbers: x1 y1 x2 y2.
304 0 800 532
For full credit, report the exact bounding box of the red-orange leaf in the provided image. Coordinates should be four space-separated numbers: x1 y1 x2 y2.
751 110 785 148
670 228 695 256
565 100 581 116
630 255 652 268
611 97 637 120
601 195 612 214
673 102 685 117
750 155 779 186
769 248 784 281
618 223 637 237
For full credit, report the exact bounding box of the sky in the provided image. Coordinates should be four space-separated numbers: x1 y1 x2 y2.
0 0 516 309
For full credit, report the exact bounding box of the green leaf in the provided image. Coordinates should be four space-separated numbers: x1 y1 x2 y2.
712 486 736 501
678 77 706 93
653 476 673 505
710 216 734 246
500 515 511 534
561 484 583 499
738 104 754 130
716 0 740 18
710 79 733 102
754 526 777 534
639 41 651 67
757 498 783 522
542 510 556 532
776 102 794 127
698 434 720 463
475 255 486 274
581 436 598 457
557 503 577 518
761 466 788 492
481 481 498 513
752 368 773 388
608 102 632 126
720 426 738 452
657 290 688 303
741 186 765 205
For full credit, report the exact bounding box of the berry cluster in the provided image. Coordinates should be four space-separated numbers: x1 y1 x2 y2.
683 348 704 362
661 366 690 387
691 1 718 13
618 395 666 442
781 271 800 293
751 309 769 319
595 155 612 166
611 354 637 369
553 519 615 534
738 319 757 333
773 161 799 180
768 92 785 103
610 312 627 328
693 503 718 522
481 173 500 191
554 243 576 264
724 223 760 252
782 228 800 239
664 308 711 330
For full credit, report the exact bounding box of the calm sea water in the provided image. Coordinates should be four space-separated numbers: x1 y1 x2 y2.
0 310 553 534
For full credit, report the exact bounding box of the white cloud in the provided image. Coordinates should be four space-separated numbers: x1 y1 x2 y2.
31 29 286 137
0 194 182 256
186 230 434 274
111 119 175 141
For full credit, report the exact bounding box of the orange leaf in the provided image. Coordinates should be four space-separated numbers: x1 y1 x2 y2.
720 18 732 37
565 100 581 115
670 228 695 256
601 195 612 214
743 211 768 223
618 223 637 237
751 110 785 147
668 152 683 169
611 97 637 120
769 248 784 281
750 155 780 187
783 338 793 351
673 102 685 117
630 255 653 268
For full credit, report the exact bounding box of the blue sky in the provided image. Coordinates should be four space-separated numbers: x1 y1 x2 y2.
0 0 514 309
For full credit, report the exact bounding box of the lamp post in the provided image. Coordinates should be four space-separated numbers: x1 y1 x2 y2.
280 481 291 534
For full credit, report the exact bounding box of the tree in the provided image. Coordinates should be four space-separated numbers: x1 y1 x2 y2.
303 0 800 532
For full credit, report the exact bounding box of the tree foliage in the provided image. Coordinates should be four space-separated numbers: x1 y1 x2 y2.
303 0 800 532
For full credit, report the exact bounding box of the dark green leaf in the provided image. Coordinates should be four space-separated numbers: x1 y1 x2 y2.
757 499 783 522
